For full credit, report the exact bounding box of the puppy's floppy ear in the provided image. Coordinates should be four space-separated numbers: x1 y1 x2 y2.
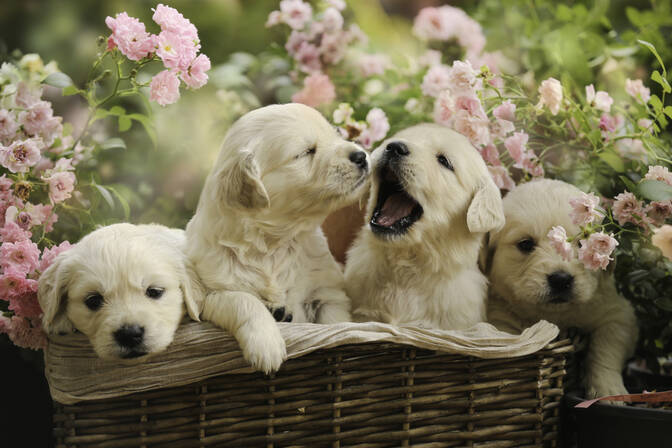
179 260 204 322
217 147 269 210
37 254 76 335
467 178 505 233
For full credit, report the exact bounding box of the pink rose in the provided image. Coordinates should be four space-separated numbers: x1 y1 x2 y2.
547 226 573 262
625 78 651 104
358 54 389 77
156 30 198 71
421 65 451 98
433 90 454 126
0 109 19 143
646 200 672 226
45 171 76 204
644 165 672 187
488 165 515 190
291 72 336 108
538 77 563 115
453 110 490 147
322 7 343 32
612 191 648 227
413 7 452 41
285 31 309 56
152 4 198 41
568 192 602 226
39 241 73 273
105 12 156 61
0 240 40 275
280 0 313 30
2 316 46 350
1 138 42 173
493 100 516 122
150 70 181 106
180 54 210 89
18 100 62 144
504 131 529 168
0 221 32 243
295 41 323 72
479 144 501 166
578 232 618 271
454 95 486 119
447 60 478 96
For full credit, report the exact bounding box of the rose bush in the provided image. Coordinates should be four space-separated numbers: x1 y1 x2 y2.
0 4 210 349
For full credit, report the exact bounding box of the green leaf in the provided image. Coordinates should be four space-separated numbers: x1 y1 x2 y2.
651 70 671 93
127 113 157 147
94 184 115 209
619 175 638 192
100 137 126 151
106 186 131 219
664 106 672 119
638 40 667 77
556 4 572 21
118 115 132 132
62 85 81 96
650 94 663 113
637 179 672 201
43 72 73 88
598 151 625 172
109 105 125 116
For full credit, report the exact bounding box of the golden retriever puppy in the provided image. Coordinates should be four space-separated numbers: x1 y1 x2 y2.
38 223 202 359
186 103 370 373
483 179 638 398
345 123 504 329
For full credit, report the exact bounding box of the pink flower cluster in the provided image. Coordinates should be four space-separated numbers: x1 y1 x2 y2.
578 232 618 271
427 60 542 188
106 4 211 106
537 78 563 115
269 1 364 75
569 192 602 226
547 226 573 262
412 6 488 63
332 103 390 150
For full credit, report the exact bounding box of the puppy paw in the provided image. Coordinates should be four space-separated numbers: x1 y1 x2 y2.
586 372 629 404
265 303 293 322
238 321 287 374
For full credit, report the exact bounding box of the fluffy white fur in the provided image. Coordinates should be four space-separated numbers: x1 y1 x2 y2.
186 103 370 373
38 223 203 359
345 124 505 329
484 179 638 398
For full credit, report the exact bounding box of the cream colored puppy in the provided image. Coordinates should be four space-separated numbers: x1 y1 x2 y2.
483 179 638 398
38 223 202 359
186 103 370 373
345 124 504 329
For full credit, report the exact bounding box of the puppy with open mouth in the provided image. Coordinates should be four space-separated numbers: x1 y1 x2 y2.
483 179 638 398
345 123 505 329
186 103 370 373
38 223 203 360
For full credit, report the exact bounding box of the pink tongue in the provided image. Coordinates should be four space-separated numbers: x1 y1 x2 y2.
377 193 414 226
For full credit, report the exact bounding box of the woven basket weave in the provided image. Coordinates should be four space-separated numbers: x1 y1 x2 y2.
49 323 574 448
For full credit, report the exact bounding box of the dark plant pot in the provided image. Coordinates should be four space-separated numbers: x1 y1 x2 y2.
563 392 672 448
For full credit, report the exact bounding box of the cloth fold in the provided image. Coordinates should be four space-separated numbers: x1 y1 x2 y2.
44 320 559 404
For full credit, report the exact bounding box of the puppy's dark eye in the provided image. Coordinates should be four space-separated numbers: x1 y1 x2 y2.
437 154 454 171
146 287 164 299
516 238 536 254
84 293 103 311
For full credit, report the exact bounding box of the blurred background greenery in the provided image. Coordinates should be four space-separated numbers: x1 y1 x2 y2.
0 0 669 233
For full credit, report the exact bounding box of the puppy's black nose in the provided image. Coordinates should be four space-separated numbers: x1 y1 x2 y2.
547 271 574 294
114 324 145 348
349 150 368 170
386 141 409 157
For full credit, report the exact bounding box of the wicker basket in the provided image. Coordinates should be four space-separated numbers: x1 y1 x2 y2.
48 322 574 448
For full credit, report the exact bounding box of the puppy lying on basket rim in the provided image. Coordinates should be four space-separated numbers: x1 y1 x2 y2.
186 103 370 373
